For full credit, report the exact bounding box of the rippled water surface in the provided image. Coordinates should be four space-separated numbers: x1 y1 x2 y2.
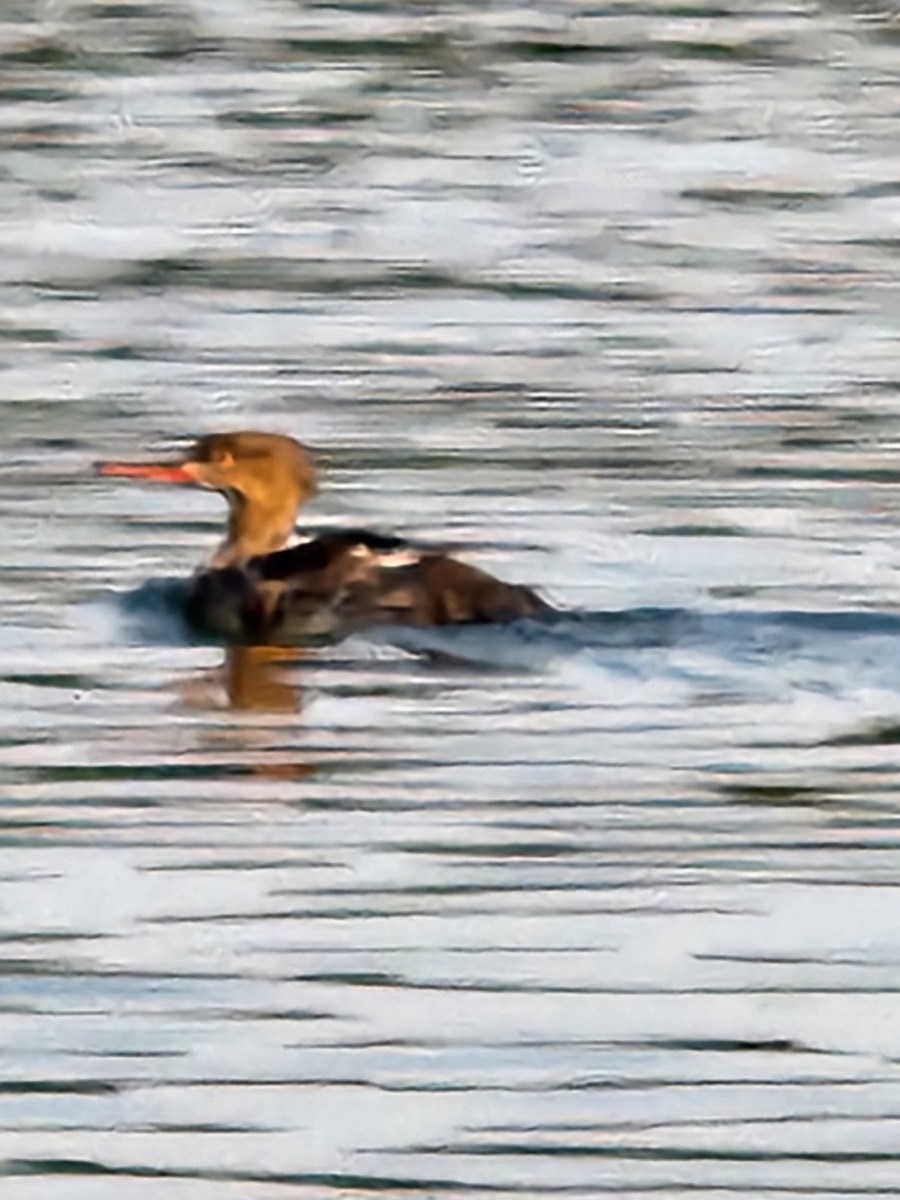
6 1 900 1195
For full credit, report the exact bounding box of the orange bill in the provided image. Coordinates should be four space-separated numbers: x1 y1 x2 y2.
97 461 194 484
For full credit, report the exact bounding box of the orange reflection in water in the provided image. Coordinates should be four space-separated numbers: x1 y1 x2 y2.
224 643 304 713
179 643 316 779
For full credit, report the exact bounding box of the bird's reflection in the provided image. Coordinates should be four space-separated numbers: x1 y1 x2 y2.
179 643 317 779
224 643 304 712
179 642 305 713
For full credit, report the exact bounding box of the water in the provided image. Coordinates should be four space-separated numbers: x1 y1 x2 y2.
4 0 900 1195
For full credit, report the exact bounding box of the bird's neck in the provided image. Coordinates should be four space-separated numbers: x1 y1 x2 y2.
210 493 299 567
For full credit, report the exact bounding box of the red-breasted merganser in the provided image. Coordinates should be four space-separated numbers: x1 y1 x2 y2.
99 431 549 641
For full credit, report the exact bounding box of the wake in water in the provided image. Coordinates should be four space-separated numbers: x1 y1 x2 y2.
110 578 900 703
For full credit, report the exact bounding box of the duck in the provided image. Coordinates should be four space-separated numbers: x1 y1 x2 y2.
99 431 550 641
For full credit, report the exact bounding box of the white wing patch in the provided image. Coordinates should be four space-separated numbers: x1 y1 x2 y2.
349 544 421 569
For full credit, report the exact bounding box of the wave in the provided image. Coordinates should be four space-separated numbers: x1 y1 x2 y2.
106 579 900 697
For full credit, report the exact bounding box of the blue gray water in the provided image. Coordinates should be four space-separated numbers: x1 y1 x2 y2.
4 1 900 1195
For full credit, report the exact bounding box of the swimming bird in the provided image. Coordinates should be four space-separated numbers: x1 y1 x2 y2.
99 431 549 641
